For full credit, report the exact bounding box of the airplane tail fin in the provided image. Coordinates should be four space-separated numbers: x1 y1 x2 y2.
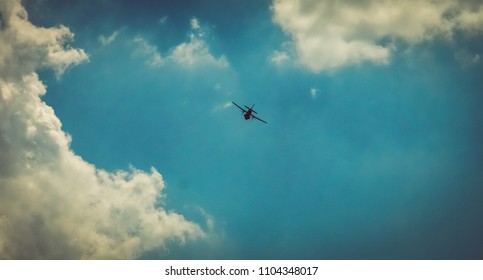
245 104 258 114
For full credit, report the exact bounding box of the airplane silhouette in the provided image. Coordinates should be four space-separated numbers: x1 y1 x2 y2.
232 102 267 124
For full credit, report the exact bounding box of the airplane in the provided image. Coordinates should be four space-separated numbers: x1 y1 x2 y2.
232 102 267 124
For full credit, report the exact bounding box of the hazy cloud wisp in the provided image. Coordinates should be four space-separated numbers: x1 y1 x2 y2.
133 17 228 69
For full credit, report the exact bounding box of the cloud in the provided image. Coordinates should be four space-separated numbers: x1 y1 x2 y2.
455 49 481 67
0 0 204 259
170 34 229 68
190 17 200 30
133 17 229 69
271 0 483 72
0 0 88 79
269 41 296 67
98 30 120 46
158 16 168 25
133 36 164 67
309 88 318 99
213 102 233 112
270 50 290 65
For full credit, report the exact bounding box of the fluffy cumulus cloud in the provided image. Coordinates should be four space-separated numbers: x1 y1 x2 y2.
0 0 204 259
271 0 483 72
0 0 88 79
134 17 229 68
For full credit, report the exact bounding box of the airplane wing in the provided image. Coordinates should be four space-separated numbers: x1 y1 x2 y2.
252 115 268 124
232 102 246 113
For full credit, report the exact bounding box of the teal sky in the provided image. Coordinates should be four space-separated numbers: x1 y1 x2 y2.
5 0 483 259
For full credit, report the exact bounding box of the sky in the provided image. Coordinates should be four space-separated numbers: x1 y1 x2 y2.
0 0 483 259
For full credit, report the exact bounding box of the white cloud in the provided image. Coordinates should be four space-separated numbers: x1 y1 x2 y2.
99 30 120 46
133 36 164 67
310 88 318 99
270 50 290 65
271 0 483 72
0 0 88 79
133 17 228 69
213 102 233 112
170 34 229 68
270 41 296 67
190 17 200 30
0 0 205 259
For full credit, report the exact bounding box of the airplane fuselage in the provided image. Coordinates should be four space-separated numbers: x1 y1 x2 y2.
244 109 253 120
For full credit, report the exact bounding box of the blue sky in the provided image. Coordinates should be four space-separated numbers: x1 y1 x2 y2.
2 0 482 259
